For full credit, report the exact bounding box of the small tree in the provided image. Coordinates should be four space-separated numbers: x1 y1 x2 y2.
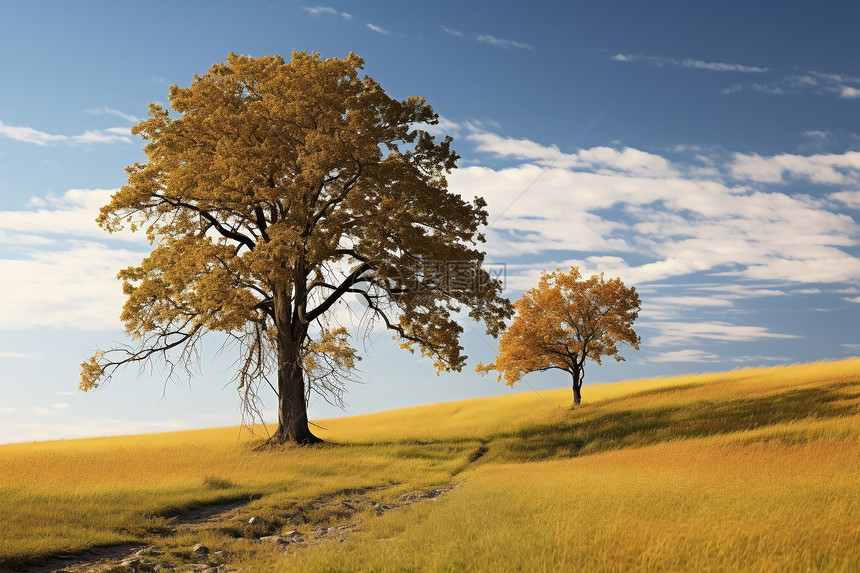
477 267 640 405
80 52 512 444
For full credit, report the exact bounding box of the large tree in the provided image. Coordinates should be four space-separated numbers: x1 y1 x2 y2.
477 267 640 405
80 52 512 444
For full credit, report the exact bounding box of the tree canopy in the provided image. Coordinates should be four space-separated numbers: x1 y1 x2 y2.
477 267 640 405
80 51 512 444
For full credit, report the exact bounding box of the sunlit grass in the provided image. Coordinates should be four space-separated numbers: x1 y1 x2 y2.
278 438 859 572
1 358 858 570
0 429 478 567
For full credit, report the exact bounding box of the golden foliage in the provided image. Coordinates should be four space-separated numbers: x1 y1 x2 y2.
80 52 511 440
477 267 640 402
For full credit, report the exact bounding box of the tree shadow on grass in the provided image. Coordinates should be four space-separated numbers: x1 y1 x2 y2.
489 380 860 462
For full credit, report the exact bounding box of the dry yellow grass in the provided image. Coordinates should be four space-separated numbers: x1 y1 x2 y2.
283 437 859 572
1 357 858 571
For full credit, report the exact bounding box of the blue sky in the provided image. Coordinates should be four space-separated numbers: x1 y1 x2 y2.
1 1 859 444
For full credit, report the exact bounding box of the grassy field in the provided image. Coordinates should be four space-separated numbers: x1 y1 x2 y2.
1 358 859 571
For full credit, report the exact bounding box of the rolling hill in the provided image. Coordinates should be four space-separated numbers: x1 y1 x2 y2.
1 358 858 571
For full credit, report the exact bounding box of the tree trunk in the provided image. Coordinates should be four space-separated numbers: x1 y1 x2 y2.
267 291 322 445
571 367 582 406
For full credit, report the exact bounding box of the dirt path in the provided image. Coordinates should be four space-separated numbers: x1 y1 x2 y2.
10 483 461 573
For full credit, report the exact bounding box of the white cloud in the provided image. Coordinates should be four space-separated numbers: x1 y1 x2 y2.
450 130 860 291
611 53 768 73
689 283 788 298
366 23 389 34
650 349 720 363
0 352 38 359
74 126 132 144
31 403 70 416
0 188 148 330
832 190 860 209
646 321 799 346
649 296 734 308
414 116 463 140
85 107 140 123
467 129 679 178
840 86 860 98
807 71 860 99
681 58 768 73
0 122 66 145
441 25 463 37
468 130 560 162
0 417 191 444
616 59 859 100
476 34 534 51
0 188 144 242
302 6 351 19
720 69 860 100
729 151 860 185
0 120 132 145
0 242 144 330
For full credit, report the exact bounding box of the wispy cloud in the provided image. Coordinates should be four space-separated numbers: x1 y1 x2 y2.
718 69 860 99
452 127 860 355
0 188 143 240
729 151 860 185
611 53 768 73
476 34 534 51
607 53 860 99
441 25 463 37
646 321 800 346
831 190 860 209
790 71 860 99
650 349 721 363
452 127 860 288
0 120 132 145
0 188 148 330
302 6 351 19
366 23 389 34
0 242 144 330
0 417 191 444
85 106 140 123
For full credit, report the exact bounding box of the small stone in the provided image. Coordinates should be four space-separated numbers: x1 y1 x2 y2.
120 557 141 568
191 543 210 555
248 516 267 526
284 529 301 537
260 535 290 545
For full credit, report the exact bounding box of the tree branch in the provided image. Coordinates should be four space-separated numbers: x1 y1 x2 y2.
304 262 372 323
155 194 257 251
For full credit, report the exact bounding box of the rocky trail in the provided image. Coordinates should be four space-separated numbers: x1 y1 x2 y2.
12 483 461 573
